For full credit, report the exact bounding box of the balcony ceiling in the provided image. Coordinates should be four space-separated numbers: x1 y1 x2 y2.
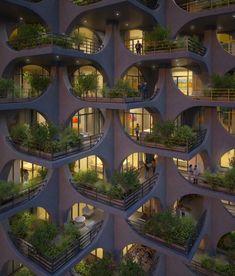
179 13 235 34
0 1 42 23
76 2 156 31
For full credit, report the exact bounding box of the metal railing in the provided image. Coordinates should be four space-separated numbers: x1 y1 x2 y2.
72 0 102 5
125 37 206 56
179 0 235 12
190 88 235 101
8 33 103 54
180 169 235 196
138 129 207 153
7 133 103 160
71 88 158 103
188 260 222 275
0 88 44 103
128 210 207 255
0 181 45 213
10 220 103 273
220 40 235 56
71 173 158 210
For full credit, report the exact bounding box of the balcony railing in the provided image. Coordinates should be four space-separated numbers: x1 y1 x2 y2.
128 210 207 255
8 33 103 54
189 88 235 101
71 88 158 103
7 133 103 161
125 37 206 56
188 260 222 275
71 173 158 210
72 0 102 5
10 220 103 273
0 88 43 103
180 170 235 196
137 129 206 153
220 40 235 56
178 0 235 12
0 181 45 214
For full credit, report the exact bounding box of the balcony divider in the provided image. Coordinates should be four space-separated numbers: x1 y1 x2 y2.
71 173 158 210
9 220 103 273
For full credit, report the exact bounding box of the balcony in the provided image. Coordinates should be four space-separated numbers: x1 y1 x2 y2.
0 180 45 214
180 168 235 196
189 88 235 102
177 0 235 12
8 122 103 160
125 37 206 56
128 210 207 255
139 128 206 154
8 33 103 54
10 221 103 273
71 170 158 210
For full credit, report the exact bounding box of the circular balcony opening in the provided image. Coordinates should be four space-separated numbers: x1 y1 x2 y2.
0 65 50 101
70 26 103 54
216 232 235 268
217 32 235 56
172 66 203 97
8 22 48 50
70 65 104 98
0 159 47 213
70 107 104 137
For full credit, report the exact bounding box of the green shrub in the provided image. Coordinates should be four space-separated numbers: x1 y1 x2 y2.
11 212 37 239
24 73 50 94
211 74 235 89
224 168 235 191
73 170 99 185
0 78 15 97
10 124 29 145
119 259 144 276
144 211 195 246
15 267 34 276
0 180 21 201
29 220 58 253
73 74 98 97
201 256 215 270
60 127 81 150
106 80 139 98
201 170 224 189
174 125 196 146
145 25 171 42
89 256 114 276
74 260 90 275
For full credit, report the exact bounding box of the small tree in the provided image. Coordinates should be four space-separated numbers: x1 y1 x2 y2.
145 25 171 42
119 259 145 276
74 74 98 97
0 78 15 97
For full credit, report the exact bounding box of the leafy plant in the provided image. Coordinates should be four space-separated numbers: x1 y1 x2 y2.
0 180 21 202
104 80 139 98
119 259 144 276
174 125 196 146
74 260 90 275
145 25 171 42
73 74 98 97
223 168 235 191
14 267 34 276
73 170 99 185
24 73 50 95
0 78 15 97
89 256 114 276
10 124 30 145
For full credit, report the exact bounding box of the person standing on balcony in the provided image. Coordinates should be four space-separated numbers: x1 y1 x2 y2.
141 82 148 99
188 164 193 182
135 40 143 54
193 165 199 184
135 123 140 141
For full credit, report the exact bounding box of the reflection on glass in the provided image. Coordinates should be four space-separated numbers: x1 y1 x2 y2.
173 154 204 172
220 149 235 168
123 66 144 90
71 108 103 136
73 155 104 179
217 107 235 135
120 108 153 136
